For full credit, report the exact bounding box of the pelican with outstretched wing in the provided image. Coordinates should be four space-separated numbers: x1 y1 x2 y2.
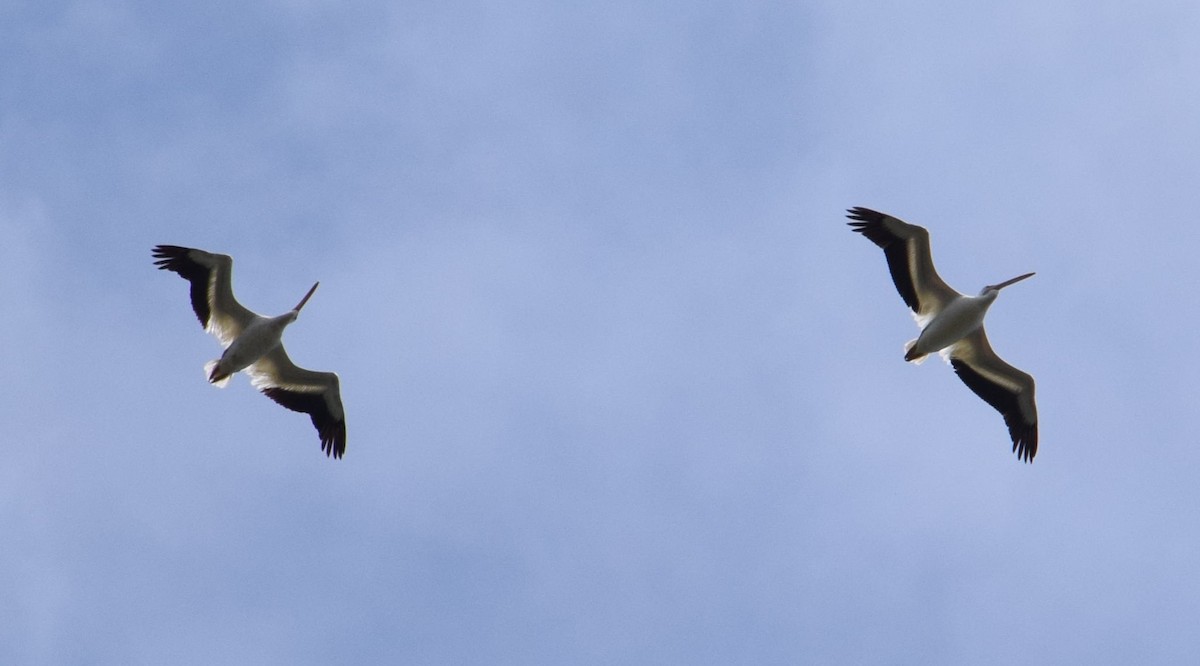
153 245 346 459
847 207 1038 463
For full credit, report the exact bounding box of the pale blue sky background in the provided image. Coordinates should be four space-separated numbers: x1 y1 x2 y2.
4 1 1200 663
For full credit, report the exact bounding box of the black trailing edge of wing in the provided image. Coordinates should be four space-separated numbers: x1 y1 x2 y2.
262 387 347 459
846 208 921 312
950 359 1038 463
152 245 212 328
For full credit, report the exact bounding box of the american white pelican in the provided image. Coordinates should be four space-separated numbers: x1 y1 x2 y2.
847 207 1038 462
153 245 346 459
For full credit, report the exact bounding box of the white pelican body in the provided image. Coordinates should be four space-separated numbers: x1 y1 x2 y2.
205 306 308 388
847 207 1039 462
153 245 346 459
908 289 997 362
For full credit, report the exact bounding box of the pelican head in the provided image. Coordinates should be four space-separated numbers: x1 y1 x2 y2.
293 282 320 313
981 272 1034 295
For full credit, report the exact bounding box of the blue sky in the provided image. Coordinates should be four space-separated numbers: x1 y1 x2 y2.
5 0 1200 663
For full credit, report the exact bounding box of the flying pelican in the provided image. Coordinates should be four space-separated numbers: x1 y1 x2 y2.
152 245 346 459
846 207 1038 462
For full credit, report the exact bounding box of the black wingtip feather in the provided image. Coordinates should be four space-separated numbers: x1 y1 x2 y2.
1007 417 1038 463
261 387 347 460
846 206 881 223
152 245 212 328
845 208 921 312
951 359 1038 463
844 207 895 246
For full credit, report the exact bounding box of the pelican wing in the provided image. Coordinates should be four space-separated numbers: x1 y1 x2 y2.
153 245 258 346
248 346 346 459
846 207 961 317
948 328 1038 462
